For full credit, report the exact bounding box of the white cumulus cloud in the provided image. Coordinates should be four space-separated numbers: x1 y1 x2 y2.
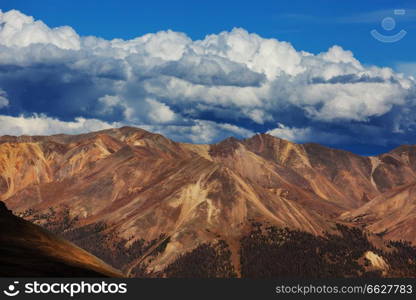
0 9 415 148
0 114 121 136
0 9 80 50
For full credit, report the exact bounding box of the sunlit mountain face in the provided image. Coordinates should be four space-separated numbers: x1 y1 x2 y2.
1 127 416 277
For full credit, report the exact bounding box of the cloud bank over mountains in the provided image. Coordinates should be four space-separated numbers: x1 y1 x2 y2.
0 9 415 150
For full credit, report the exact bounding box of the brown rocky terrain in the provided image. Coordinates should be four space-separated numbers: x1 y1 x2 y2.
0 201 122 277
1 126 416 277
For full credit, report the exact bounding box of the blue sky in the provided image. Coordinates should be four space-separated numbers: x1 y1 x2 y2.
0 0 415 155
3 0 415 67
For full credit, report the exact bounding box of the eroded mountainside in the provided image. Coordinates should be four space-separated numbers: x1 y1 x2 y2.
1 127 416 277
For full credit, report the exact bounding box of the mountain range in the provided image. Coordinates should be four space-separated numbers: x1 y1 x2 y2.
1 127 416 277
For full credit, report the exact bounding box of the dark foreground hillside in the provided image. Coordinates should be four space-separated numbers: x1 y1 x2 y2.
0 202 122 277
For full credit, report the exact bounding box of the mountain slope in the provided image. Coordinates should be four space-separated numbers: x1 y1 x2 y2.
341 183 416 243
1 127 416 276
0 201 122 277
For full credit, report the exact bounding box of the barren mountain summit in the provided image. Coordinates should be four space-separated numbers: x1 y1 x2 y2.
1 127 416 277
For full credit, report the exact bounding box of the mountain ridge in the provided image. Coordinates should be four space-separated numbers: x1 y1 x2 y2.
1 126 416 277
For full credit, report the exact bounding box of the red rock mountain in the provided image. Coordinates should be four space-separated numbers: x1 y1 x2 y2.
1 127 415 277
